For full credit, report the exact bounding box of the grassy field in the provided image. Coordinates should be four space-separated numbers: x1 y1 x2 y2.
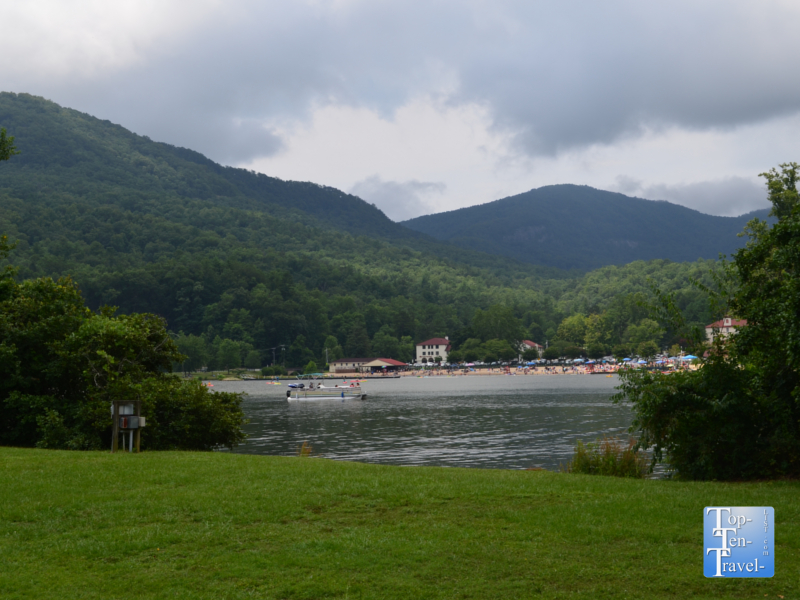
1 448 797 599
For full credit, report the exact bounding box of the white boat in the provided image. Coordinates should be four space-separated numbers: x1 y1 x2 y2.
286 374 366 402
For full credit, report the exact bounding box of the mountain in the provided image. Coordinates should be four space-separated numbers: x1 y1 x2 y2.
0 93 573 359
0 92 720 367
0 92 568 280
402 185 770 270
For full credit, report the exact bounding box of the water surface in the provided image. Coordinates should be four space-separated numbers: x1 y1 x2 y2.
219 374 632 471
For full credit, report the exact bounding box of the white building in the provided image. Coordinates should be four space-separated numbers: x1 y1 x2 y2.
416 337 451 363
519 340 543 359
328 358 372 373
705 317 747 343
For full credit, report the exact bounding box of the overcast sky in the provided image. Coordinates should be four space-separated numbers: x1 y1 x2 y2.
4 0 800 220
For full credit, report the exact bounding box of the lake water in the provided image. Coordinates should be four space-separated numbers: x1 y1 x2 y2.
219 374 633 471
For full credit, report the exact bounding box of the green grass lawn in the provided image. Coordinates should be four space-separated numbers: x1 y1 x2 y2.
1 448 797 599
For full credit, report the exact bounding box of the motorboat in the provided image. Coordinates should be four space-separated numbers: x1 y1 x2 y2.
286 374 366 402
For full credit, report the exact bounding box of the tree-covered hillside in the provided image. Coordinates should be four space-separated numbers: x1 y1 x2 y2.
403 184 769 270
0 92 721 368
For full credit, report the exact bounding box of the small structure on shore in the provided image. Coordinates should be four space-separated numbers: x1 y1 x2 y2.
111 400 145 453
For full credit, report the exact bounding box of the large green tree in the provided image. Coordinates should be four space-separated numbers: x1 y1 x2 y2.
615 163 800 480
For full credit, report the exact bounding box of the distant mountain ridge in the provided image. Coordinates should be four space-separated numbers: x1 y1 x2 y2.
0 92 567 279
402 185 770 270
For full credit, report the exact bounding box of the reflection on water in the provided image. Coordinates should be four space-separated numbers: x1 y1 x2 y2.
218 375 632 471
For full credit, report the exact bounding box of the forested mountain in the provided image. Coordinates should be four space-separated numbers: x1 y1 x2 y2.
0 92 727 369
403 185 769 270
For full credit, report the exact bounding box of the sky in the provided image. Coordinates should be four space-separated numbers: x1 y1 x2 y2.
3 0 800 221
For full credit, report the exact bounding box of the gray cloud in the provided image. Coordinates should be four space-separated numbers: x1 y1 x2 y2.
349 176 445 221
612 175 770 216
6 1 800 164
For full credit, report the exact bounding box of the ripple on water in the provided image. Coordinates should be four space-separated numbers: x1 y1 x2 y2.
217 375 632 470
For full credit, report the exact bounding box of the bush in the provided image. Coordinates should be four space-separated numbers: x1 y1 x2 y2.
563 437 648 478
614 356 767 480
141 378 247 451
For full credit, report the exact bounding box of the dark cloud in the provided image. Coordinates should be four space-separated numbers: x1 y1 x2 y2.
349 176 445 221
612 175 770 216
11 1 800 163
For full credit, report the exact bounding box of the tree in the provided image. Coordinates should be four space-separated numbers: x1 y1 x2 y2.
564 346 585 359
615 163 800 480
175 333 209 372
557 314 587 345
522 347 540 361
0 127 19 162
244 350 262 369
543 347 561 360
398 336 415 363
623 319 664 348
216 339 242 371
323 335 344 361
584 314 611 348
472 305 524 348
612 344 630 361
481 338 516 361
636 340 659 360
586 343 606 359
304 360 318 374
345 320 371 357
372 325 400 359
287 335 315 368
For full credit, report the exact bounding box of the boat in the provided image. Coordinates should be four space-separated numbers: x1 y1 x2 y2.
286 374 366 402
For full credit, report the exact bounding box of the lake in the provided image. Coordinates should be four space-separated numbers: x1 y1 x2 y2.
218 374 633 471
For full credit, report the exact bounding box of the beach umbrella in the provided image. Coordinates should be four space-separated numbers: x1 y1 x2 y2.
586 360 595 364
623 358 632 361
465 363 475 366
573 358 584 363
637 359 647 364
683 355 698 360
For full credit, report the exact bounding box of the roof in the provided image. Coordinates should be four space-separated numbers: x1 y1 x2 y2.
417 337 451 347
376 358 406 366
328 358 373 364
522 340 543 348
705 318 748 329
363 358 407 367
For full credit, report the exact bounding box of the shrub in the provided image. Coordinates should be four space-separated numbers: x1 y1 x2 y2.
563 437 647 478
141 378 247 451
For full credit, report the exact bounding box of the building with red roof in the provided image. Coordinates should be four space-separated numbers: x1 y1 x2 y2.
520 340 543 358
416 337 451 363
328 357 409 373
705 317 747 343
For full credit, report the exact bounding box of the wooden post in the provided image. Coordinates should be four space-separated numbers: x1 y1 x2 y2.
135 400 141 453
111 401 120 453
